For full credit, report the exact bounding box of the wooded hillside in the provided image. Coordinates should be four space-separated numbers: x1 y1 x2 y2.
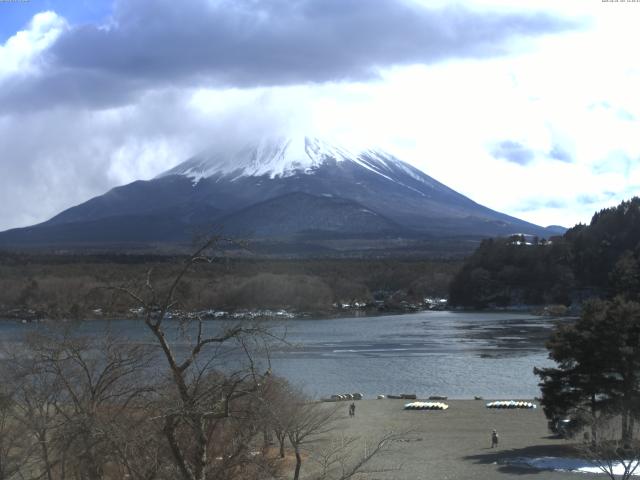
449 197 640 308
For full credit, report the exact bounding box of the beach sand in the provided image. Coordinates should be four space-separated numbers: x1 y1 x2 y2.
306 399 602 480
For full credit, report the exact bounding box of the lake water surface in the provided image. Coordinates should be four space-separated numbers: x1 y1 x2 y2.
0 311 566 399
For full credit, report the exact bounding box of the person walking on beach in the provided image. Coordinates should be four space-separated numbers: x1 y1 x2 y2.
349 402 356 417
491 429 499 448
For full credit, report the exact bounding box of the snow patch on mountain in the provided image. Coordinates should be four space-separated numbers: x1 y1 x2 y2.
158 136 435 192
159 137 348 182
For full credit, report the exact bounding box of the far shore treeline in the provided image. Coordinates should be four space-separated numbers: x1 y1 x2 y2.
449 197 640 309
0 254 458 320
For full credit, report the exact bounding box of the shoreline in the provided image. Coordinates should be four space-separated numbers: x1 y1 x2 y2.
0 304 571 324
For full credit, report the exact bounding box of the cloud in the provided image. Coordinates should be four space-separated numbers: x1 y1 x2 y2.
0 88 300 231
0 11 66 77
491 140 535 165
549 144 572 163
0 0 575 112
589 101 636 122
515 197 567 212
575 193 619 205
576 194 598 205
618 109 635 121
593 153 634 177
491 141 573 165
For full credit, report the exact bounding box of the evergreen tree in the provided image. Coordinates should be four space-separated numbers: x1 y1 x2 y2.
449 197 640 308
535 298 640 444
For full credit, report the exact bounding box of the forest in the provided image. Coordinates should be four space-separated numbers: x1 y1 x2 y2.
0 253 459 320
449 197 640 309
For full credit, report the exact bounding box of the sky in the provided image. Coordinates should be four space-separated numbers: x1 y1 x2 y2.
0 0 639 231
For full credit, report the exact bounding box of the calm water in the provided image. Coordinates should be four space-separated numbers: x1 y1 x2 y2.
0 311 566 399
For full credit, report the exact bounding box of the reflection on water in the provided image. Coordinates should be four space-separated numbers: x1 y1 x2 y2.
0 311 571 399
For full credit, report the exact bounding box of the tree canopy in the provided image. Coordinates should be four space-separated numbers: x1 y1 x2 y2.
449 197 640 308
535 298 640 444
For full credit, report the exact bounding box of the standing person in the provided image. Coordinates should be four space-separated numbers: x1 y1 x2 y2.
349 402 356 417
491 429 499 448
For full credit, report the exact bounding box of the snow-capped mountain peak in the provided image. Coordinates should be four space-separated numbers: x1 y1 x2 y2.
158 136 345 181
158 136 418 184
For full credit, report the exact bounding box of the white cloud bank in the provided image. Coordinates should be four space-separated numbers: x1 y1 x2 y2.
0 11 66 77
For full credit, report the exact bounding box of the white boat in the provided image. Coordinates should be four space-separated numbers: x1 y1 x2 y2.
403 401 449 410
486 400 536 409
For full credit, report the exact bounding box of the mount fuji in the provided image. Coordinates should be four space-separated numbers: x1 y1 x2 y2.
0 136 560 254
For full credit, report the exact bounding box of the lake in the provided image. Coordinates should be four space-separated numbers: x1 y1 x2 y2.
0 311 566 399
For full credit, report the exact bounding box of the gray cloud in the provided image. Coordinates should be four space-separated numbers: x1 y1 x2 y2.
492 141 574 165
549 144 573 163
0 89 297 230
0 0 576 112
593 152 633 177
515 198 567 212
576 191 637 210
576 191 621 205
577 194 599 205
491 140 535 165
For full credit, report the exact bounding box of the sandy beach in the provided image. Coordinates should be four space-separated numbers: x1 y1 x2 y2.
308 399 603 480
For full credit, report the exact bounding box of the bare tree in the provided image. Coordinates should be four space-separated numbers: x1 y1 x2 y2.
112 237 279 480
258 376 296 459
9 357 64 480
2 326 195 480
0 385 34 480
0 236 396 480
259 379 402 480
309 432 403 480
577 413 640 480
285 398 339 480
4 328 157 480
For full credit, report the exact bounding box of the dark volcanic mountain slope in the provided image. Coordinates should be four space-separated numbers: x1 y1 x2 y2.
46 176 200 225
0 136 554 250
218 191 403 237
